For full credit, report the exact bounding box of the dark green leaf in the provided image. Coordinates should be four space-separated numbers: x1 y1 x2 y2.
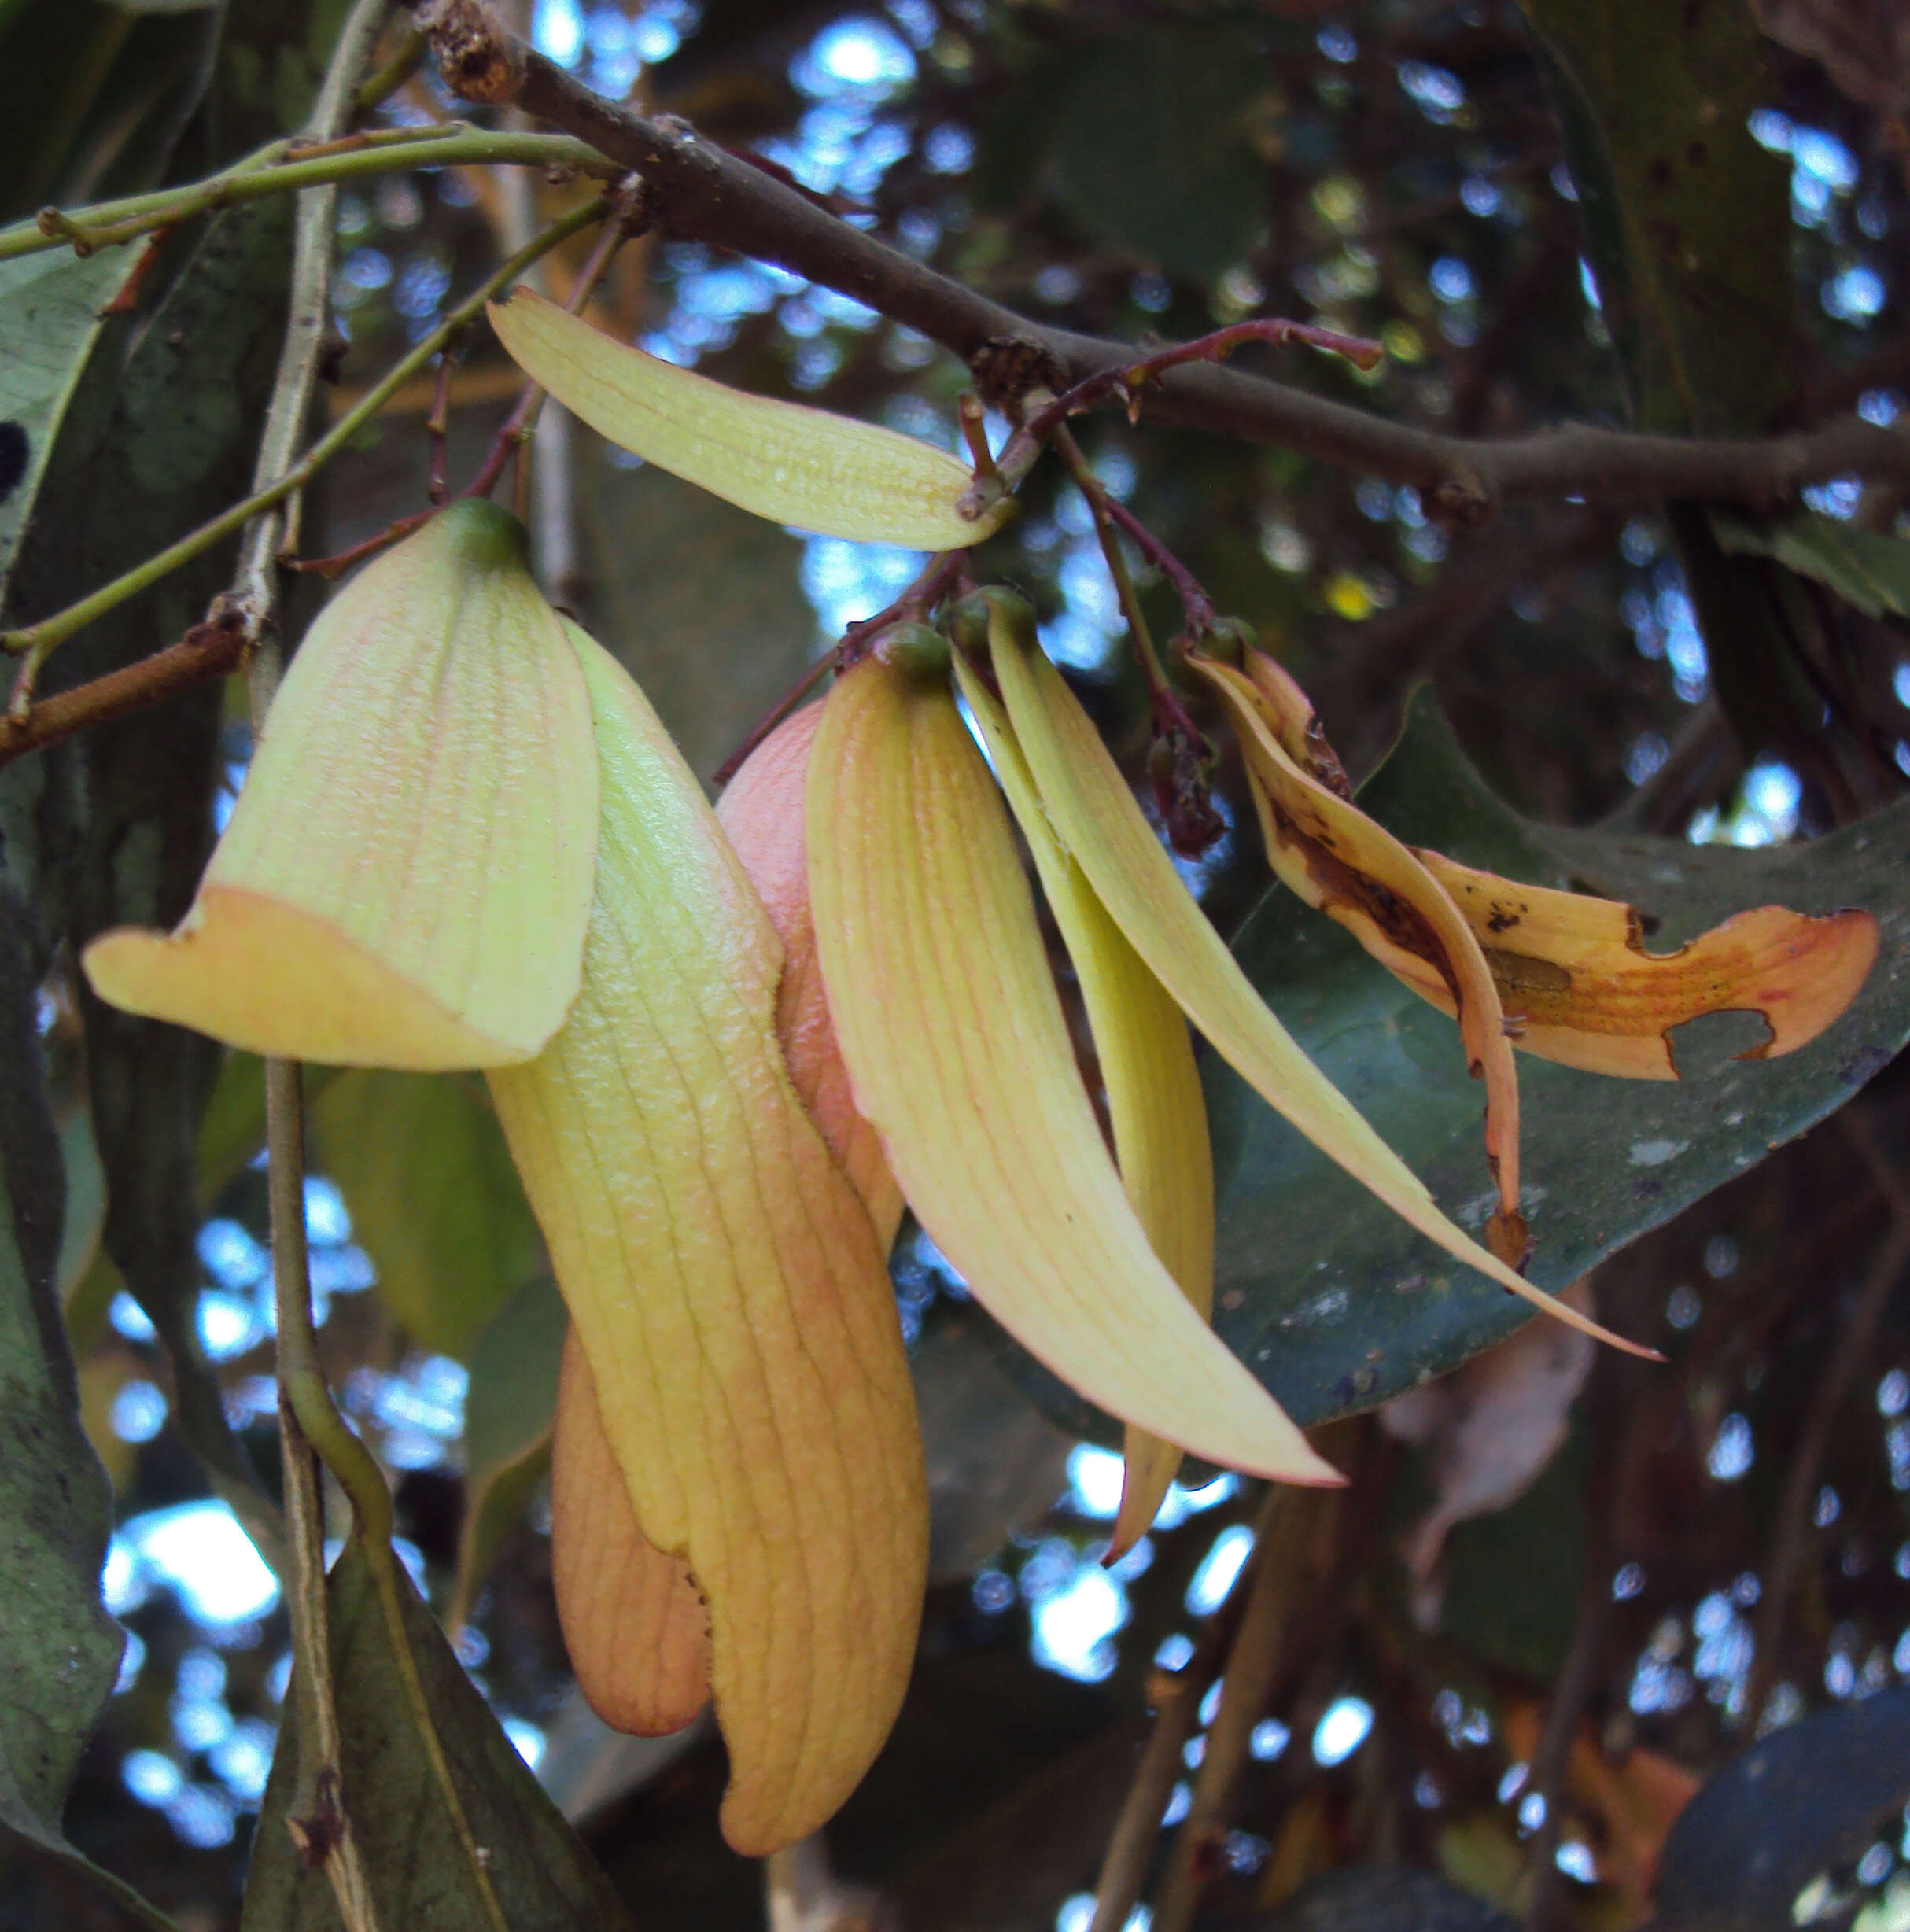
1046 27 1267 286
21 0 353 1549
0 0 223 223
44 205 296 1561
0 882 164 1923
1517 0 1821 763
242 1535 640 1932
1713 508 1910 621
1516 0 1792 435
0 251 138 606
312 1071 544 1359
1655 1688 1910 1931
452 1275 567 1624
1432 1424 1587 1682
997 692 1910 1441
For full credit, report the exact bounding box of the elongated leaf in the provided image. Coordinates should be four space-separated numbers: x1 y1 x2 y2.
1193 651 1525 1252
36 203 301 1569
0 250 136 603
1712 507 1910 621
544 698 908 1749
241 1533 639 1932
84 501 599 1068
452 1275 568 1627
489 625 926 1856
0 890 129 1893
809 646 1333 1482
1182 691 1910 1429
489 287 1014 551
1516 0 1791 437
982 594 1645 1355
1517 0 1816 760
310 1069 542 1358
955 658 1221 1550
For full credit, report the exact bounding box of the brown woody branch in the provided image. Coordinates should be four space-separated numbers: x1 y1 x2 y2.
415 0 1910 518
0 607 250 770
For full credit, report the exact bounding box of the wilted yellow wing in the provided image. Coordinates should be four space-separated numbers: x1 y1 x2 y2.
1410 851 1879 1079
1192 653 1525 1259
548 697 908 1748
956 659 1233 1550
83 502 596 1067
981 591 1653 1358
809 646 1338 1482
489 287 1014 551
1226 646 1876 1081
490 627 925 1856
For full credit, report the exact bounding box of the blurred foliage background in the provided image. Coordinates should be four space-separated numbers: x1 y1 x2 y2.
6 0 1910 1928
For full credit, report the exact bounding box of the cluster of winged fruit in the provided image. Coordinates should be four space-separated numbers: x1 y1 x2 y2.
83 293 1877 1852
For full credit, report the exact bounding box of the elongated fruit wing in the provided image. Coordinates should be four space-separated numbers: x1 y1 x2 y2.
490 627 925 1856
983 591 1654 1359
808 645 1337 1482
551 1337 711 1738
1193 653 1525 1259
1410 850 1877 1079
549 698 906 1745
489 287 1014 551
83 501 597 1067
957 659 1230 1550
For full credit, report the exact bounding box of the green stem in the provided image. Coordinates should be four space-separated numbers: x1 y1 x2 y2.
355 24 427 110
0 126 614 263
267 1070 505 1932
2 195 609 688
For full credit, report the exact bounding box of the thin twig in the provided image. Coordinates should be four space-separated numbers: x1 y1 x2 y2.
980 319 1383 511
2 196 609 694
238 22 508 1926
268 1066 381 1928
1051 428 1200 747
0 607 250 771
252 13 393 1923
1524 1329 1626 1931
292 184 638 579
426 345 459 507
1 125 614 264
1101 498 1218 639
1051 426 1222 852
1151 1487 1347 1932
1086 1496 1273 1932
413 1 1910 514
356 21 428 109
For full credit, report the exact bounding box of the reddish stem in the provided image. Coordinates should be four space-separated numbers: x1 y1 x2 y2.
0 609 251 769
965 316 1385 523
291 507 435 580
713 549 972 787
1101 496 1218 638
